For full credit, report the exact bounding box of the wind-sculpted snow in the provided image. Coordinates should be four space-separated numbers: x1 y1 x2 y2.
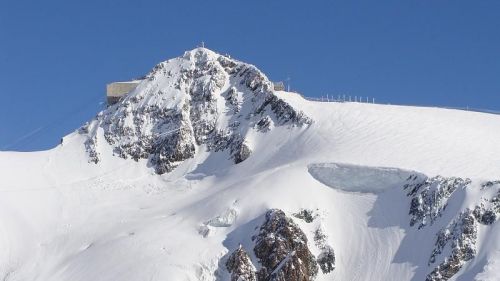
308 162 500 280
199 208 238 238
4 47 500 281
308 163 424 193
80 48 311 174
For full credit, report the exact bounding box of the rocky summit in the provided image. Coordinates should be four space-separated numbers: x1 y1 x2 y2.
80 48 311 174
1 48 500 281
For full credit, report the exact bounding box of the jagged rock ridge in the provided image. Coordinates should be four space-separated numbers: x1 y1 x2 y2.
226 245 257 281
226 209 324 281
253 209 319 281
404 176 500 281
80 48 312 174
405 176 471 229
425 186 500 281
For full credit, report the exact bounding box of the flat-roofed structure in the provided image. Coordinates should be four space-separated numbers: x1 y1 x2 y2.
106 80 141 105
272 81 285 91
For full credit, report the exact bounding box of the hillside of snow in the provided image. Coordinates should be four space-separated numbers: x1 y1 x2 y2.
1 48 499 281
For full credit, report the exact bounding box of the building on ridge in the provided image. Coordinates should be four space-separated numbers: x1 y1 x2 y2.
106 80 142 105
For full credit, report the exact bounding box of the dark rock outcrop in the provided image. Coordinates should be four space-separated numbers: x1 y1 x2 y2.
81 48 311 174
226 245 257 281
427 209 477 281
473 205 497 225
473 188 500 225
292 209 317 223
425 183 499 281
405 176 471 228
313 227 335 274
255 116 272 132
253 209 318 281
317 246 335 274
232 141 252 164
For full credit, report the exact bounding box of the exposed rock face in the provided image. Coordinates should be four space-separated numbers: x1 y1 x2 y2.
255 116 272 132
292 209 317 223
232 141 252 164
226 245 257 281
81 48 311 174
405 176 471 228
405 179 500 281
83 135 99 164
313 227 335 274
253 209 318 281
223 209 331 280
473 205 497 225
317 247 335 274
426 209 478 281
473 188 500 225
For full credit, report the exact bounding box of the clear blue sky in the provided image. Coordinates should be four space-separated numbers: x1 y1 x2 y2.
1 0 499 151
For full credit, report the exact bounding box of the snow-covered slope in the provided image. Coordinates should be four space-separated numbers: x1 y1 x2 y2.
1 48 499 281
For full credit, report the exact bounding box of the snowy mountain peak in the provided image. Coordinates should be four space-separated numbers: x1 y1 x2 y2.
182 47 220 62
80 48 312 173
3 46 500 281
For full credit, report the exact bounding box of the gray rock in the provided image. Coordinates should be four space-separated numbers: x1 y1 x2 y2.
405 176 471 228
312 227 335 274
317 246 335 274
226 245 257 281
233 141 252 164
293 209 317 223
255 116 272 132
83 48 311 174
253 209 318 281
427 209 477 281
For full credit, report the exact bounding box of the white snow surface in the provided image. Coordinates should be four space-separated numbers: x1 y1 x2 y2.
1 48 500 281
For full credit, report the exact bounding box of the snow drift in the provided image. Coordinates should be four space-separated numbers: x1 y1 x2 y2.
308 163 426 193
1 47 500 281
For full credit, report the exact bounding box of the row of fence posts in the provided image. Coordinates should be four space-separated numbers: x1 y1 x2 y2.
301 94 499 116
311 94 376 104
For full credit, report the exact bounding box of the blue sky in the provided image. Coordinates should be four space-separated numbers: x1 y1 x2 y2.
1 0 499 151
